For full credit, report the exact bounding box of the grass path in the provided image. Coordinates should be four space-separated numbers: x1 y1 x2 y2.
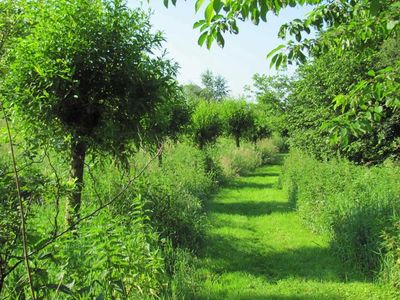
193 160 394 299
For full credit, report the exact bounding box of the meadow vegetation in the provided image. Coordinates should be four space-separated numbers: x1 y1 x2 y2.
1 0 400 298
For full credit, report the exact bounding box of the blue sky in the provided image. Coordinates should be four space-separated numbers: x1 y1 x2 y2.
128 1 313 96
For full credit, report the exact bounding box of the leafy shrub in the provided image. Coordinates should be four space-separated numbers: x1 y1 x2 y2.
6 202 168 299
281 150 400 277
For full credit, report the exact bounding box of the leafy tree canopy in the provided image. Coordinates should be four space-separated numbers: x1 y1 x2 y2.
221 99 254 148
1 0 182 224
200 69 230 101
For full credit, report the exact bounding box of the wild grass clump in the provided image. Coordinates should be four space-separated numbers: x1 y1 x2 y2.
209 138 262 181
133 142 212 250
256 138 279 164
380 219 400 290
281 150 400 279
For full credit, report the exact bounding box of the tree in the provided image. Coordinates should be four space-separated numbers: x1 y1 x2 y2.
200 69 230 101
249 74 289 136
141 90 190 164
162 0 399 157
163 0 322 50
190 100 223 149
247 103 272 145
221 99 254 148
2 0 180 226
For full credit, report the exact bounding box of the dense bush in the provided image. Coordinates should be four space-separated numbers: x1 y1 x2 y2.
281 150 400 277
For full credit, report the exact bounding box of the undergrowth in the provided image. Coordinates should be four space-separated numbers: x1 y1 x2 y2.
281 150 400 289
0 137 279 298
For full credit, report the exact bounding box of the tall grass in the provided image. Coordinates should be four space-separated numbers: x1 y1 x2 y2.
1 137 280 298
281 150 400 284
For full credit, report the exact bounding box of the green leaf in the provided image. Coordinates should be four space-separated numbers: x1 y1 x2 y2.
370 0 381 16
198 31 208 46
267 44 285 59
205 2 215 24
387 20 399 30
195 0 206 12
216 31 225 47
206 33 214 49
213 0 223 14
193 20 205 29
163 0 169 8
276 54 283 69
269 53 278 69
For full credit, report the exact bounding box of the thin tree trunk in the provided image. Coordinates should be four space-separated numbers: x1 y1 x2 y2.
235 135 240 148
66 140 86 227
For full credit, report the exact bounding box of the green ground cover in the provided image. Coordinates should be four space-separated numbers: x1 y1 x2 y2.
192 159 395 299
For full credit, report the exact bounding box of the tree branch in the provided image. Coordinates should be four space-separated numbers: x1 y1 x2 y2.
1 101 36 300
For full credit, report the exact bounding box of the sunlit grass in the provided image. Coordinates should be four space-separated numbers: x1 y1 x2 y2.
192 162 395 299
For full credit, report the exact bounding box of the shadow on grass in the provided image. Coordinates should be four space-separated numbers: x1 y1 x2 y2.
202 234 366 283
209 200 293 216
245 171 281 177
226 181 275 190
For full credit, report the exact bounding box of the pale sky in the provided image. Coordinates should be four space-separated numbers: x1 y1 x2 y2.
128 1 313 96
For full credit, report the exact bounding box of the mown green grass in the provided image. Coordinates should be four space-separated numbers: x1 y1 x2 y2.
192 160 396 299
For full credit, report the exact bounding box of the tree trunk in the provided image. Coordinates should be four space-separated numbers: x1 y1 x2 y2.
235 135 240 148
66 140 86 227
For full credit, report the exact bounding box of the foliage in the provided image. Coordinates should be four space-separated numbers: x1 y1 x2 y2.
256 138 279 164
164 0 399 160
140 89 190 154
283 32 400 163
248 74 289 136
200 69 230 101
6 203 169 299
190 100 223 149
209 138 262 179
134 142 212 249
164 0 321 50
4 0 178 157
247 104 272 144
1 0 181 224
281 150 400 277
0 157 48 293
381 219 400 290
183 83 204 104
285 48 373 160
221 99 254 148
274 0 400 156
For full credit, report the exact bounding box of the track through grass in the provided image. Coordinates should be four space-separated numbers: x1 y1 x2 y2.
193 159 395 299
